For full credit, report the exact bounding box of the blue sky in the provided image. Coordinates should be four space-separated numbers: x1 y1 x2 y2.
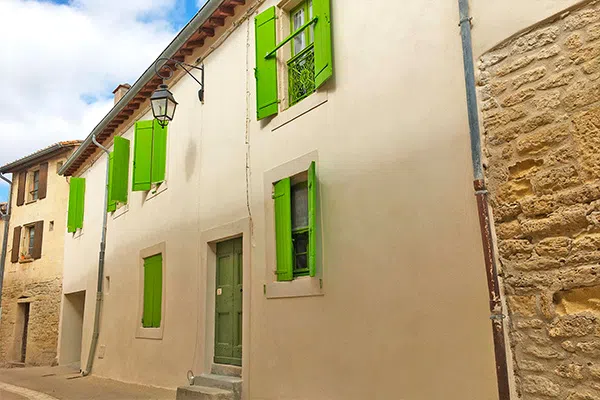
0 0 208 202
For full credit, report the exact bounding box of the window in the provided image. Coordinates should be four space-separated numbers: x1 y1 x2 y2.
56 161 63 173
24 225 35 258
11 221 44 263
254 0 333 120
67 178 85 233
142 253 162 328
289 0 315 105
273 162 316 281
132 120 167 192
28 170 39 201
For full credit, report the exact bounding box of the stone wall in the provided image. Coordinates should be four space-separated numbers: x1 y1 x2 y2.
478 1 600 398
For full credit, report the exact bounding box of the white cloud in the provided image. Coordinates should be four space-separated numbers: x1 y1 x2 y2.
0 0 185 177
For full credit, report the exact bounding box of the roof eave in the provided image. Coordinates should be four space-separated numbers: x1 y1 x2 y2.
58 0 226 177
0 142 80 173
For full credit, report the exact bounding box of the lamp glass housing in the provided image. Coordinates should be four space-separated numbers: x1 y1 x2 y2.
151 84 178 126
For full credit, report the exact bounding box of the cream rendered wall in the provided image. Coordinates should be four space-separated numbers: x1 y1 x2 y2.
60 0 585 398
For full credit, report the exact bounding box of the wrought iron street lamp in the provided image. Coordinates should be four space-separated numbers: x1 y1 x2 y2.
151 57 204 127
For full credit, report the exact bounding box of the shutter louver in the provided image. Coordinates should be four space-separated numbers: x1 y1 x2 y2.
32 220 44 260
38 163 48 200
67 178 85 232
313 0 333 88
112 136 130 203
16 172 25 206
151 121 167 184
255 7 279 120
132 121 153 192
273 177 293 281
107 153 117 213
11 226 21 263
308 161 317 277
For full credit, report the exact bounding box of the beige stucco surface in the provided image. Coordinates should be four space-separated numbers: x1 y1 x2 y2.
59 1 588 399
0 154 73 366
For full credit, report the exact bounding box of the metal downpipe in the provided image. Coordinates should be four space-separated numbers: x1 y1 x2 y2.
458 1 511 399
82 135 110 376
0 173 12 325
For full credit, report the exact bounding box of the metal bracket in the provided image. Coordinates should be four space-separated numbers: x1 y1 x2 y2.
490 313 506 320
154 57 205 103
459 16 473 27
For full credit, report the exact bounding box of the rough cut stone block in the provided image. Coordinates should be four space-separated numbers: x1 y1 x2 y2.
549 315 596 338
521 375 561 396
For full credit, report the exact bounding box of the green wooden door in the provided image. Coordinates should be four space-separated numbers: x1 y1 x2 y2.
214 237 243 366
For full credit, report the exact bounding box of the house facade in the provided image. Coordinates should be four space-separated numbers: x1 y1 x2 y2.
57 0 594 399
0 141 80 367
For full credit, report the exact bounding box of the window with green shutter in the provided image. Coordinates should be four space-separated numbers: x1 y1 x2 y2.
107 153 117 213
111 136 130 203
255 0 332 118
132 120 167 192
142 253 163 328
273 161 317 281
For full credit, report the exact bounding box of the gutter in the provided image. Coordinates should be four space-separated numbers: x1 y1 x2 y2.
457 1 511 399
58 0 224 177
0 174 12 325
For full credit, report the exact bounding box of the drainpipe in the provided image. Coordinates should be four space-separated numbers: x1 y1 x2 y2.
82 135 110 376
458 1 511 399
0 173 12 325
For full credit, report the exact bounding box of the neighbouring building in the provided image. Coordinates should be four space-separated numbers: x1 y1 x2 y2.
0 141 81 367
55 0 599 399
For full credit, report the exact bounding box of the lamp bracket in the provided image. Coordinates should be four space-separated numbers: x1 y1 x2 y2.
154 57 204 102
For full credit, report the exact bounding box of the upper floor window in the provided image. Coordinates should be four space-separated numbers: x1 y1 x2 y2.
29 170 39 201
254 0 333 120
10 221 44 263
132 120 167 192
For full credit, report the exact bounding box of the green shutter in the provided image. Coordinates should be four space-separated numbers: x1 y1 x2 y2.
151 120 167 184
308 162 317 277
107 153 117 213
143 254 162 328
255 7 278 120
273 177 293 281
112 136 130 203
142 256 155 328
67 178 85 232
152 254 163 328
313 0 333 88
132 121 153 192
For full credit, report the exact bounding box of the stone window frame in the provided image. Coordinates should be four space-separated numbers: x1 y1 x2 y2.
135 242 167 340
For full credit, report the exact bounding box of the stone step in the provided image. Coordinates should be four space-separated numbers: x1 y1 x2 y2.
176 385 233 400
211 364 241 377
193 374 242 400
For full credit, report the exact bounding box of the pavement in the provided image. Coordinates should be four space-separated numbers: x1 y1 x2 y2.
0 366 175 400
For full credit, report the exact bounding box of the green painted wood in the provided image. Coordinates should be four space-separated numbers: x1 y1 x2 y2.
142 256 155 328
308 161 317 277
67 178 85 232
143 254 162 328
112 136 130 203
313 0 333 88
274 178 293 281
151 121 167 184
215 237 243 366
255 7 278 120
107 153 117 213
132 120 153 192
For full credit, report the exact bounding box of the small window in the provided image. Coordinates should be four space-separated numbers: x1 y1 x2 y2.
273 162 317 281
142 253 162 328
28 170 39 202
56 161 63 173
20 225 35 259
288 0 315 105
49 221 54 232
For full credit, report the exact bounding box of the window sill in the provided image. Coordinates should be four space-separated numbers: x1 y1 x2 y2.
72 229 84 239
112 204 129 220
25 199 38 205
270 90 328 132
135 326 163 340
18 258 34 264
145 181 168 202
265 276 324 299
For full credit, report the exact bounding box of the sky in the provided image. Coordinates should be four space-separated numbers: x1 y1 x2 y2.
0 0 208 202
